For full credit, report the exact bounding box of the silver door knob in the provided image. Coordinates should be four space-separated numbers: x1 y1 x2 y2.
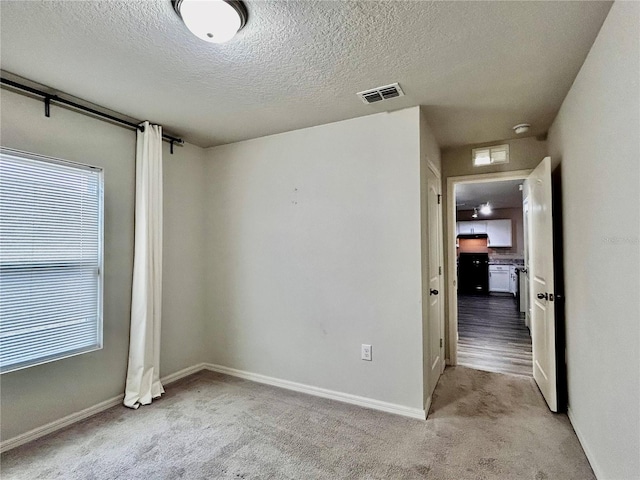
537 292 548 300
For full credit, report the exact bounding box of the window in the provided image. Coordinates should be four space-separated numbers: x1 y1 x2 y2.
0 148 103 374
472 144 509 167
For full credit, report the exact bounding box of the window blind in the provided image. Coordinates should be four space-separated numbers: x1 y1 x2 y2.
0 148 103 374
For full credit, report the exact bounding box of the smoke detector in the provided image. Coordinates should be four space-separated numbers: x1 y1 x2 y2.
513 123 531 135
357 83 405 104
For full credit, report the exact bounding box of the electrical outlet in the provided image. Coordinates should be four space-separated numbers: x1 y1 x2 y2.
361 344 372 361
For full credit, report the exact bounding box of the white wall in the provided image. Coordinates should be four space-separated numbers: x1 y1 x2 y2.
547 2 640 478
161 142 207 375
0 89 207 441
204 108 425 410
420 107 441 175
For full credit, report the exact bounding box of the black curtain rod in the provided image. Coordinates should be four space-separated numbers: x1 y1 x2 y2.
0 77 184 154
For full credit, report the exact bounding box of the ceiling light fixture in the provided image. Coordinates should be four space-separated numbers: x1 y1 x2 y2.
480 203 492 215
513 123 530 135
172 0 248 44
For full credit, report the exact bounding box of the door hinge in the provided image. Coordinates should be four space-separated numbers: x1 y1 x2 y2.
440 338 443 348
439 266 442 275
437 194 441 204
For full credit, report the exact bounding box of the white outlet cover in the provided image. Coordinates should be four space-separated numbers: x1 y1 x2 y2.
361 344 372 361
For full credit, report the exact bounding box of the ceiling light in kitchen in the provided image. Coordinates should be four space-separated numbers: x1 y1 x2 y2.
480 203 492 215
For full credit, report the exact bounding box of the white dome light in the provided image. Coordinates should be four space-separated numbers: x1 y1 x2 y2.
173 0 248 44
513 123 531 135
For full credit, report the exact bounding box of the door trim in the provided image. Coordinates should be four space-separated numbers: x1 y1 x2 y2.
446 169 532 366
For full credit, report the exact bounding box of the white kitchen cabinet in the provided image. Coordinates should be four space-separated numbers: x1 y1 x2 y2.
489 265 511 292
457 221 487 235
486 219 512 247
489 264 519 295
457 221 472 234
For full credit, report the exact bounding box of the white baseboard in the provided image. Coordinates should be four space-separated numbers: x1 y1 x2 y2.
0 363 208 453
203 363 426 420
0 394 123 453
1 363 425 453
567 407 602 480
161 363 207 385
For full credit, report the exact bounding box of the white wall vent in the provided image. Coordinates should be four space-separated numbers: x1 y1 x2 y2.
357 83 405 104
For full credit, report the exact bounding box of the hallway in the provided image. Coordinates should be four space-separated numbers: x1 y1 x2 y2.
457 294 532 376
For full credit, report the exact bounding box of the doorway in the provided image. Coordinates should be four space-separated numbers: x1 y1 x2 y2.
446 171 533 377
447 160 562 412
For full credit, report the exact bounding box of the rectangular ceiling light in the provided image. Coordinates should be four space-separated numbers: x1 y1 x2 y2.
472 144 509 167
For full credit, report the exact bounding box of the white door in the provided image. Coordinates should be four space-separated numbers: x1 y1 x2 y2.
427 170 444 395
525 157 557 412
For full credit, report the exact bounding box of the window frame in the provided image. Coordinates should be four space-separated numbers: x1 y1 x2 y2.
472 144 510 167
0 147 104 374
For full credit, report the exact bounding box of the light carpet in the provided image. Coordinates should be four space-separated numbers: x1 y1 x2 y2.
1 366 594 479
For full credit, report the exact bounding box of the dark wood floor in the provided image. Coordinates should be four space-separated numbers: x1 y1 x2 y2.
457 294 532 377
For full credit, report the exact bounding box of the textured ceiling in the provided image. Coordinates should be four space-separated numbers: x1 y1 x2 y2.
0 1 612 148
456 180 524 211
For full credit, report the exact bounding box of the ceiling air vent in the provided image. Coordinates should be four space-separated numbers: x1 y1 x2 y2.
357 83 404 104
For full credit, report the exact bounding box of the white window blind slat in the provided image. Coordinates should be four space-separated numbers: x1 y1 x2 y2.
0 148 104 374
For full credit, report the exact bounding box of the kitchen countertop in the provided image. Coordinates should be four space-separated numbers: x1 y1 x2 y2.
488 259 524 265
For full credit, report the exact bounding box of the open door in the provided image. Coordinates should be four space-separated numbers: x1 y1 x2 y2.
426 169 444 396
525 157 558 412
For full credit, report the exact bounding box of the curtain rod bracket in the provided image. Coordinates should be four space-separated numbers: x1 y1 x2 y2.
44 96 51 118
170 140 175 155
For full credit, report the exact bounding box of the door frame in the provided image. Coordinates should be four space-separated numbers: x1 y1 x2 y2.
446 169 532 366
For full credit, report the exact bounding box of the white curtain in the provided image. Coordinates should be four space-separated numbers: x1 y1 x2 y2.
124 121 165 409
